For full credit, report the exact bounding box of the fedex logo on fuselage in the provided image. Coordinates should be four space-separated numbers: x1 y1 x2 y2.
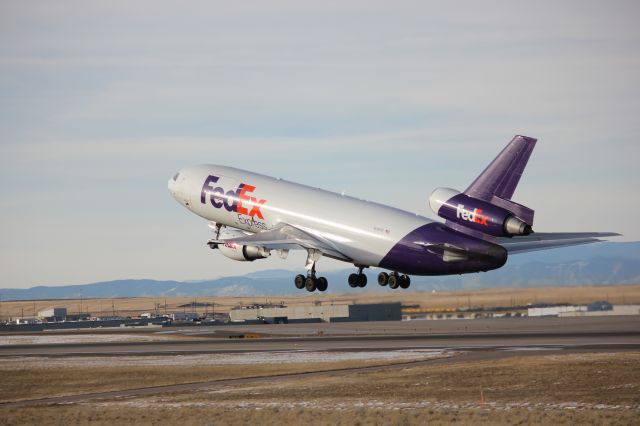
201 175 266 219
456 204 489 226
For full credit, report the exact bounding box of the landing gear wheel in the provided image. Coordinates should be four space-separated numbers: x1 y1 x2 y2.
377 272 389 286
400 275 411 289
305 277 317 292
357 274 367 287
388 273 399 289
348 273 359 288
316 277 328 292
294 274 306 289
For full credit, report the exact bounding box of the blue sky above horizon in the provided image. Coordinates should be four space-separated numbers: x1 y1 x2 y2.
1 1 639 288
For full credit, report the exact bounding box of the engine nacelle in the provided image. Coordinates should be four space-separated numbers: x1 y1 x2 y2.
218 242 270 261
429 187 532 237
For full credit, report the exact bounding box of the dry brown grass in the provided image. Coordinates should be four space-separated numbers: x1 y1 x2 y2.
2 284 640 320
2 405 637 426
0 358 428 403
1 352 638 425
174 352 640 406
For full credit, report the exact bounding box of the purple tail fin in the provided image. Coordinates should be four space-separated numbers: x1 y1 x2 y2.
464 135 536 225
465 135 537 201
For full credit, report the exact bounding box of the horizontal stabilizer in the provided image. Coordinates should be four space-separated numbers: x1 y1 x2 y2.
497 232 621 254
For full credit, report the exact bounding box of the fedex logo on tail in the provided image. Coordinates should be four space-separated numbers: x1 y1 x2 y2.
201 175 266 219
456 204 489 226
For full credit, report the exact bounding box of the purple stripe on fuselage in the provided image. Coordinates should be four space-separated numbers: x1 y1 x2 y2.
379 223 507 276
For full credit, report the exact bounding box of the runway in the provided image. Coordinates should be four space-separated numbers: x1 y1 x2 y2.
1 316 638 357
1 316 639 409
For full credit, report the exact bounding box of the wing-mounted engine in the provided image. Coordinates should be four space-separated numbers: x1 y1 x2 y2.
207 226 270 261
429 187 532 237
218 242 270 261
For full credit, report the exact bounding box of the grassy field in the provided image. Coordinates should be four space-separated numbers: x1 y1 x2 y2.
0 357 435 403
1 352 638 425
2 284 639 320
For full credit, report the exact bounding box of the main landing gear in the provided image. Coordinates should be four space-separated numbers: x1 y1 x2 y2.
377 271 411 289
294 271 328 292
348 266 368 288
294 249 328 293
291 251 411 292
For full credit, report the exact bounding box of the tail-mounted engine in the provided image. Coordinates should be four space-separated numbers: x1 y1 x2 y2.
429 188 532 237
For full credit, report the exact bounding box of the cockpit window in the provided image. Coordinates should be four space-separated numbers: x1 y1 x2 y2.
173 172 180 181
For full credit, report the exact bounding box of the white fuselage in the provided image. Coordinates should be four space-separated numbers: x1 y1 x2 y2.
169 165 434 267
168 136 613 284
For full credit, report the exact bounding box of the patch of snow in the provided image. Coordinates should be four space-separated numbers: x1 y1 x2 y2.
0 334 173 346
502 347 558 351
93 398 640 412
0 349 447 369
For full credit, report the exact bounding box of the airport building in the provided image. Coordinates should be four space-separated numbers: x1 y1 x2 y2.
229 302 402 323
527 302 640 317
171 312 199 321
37 307 67 321
559 305 640 317
527 305 586 317
402 306 527 320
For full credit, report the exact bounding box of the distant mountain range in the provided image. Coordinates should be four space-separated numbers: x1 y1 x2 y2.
1 242 639 301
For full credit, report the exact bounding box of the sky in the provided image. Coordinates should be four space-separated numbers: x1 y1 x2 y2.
1 1 639 288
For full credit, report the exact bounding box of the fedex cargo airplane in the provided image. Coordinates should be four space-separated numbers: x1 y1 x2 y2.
169 135 618 292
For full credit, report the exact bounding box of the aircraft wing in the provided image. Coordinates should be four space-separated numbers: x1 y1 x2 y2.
210 223 353 262
497 232 620 254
